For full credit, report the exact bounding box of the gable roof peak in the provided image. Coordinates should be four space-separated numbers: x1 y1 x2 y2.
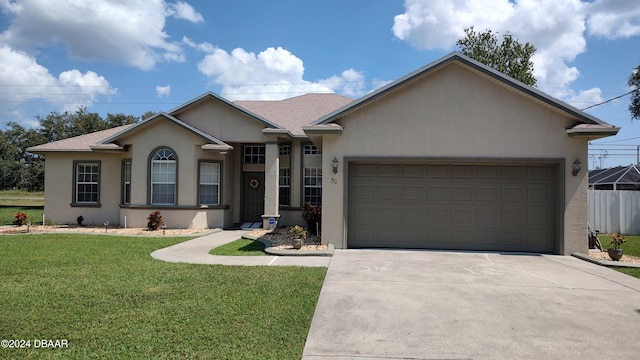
313 51 615 129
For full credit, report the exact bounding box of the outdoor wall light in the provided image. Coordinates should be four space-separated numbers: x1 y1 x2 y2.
572 158 581 176
332 157 339 174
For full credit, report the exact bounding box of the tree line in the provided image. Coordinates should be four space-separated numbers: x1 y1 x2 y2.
0 107 152 191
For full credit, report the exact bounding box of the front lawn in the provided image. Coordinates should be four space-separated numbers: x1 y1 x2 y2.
0 234 326 359
209 238 267 256
599 233 640 279
0 206 44 226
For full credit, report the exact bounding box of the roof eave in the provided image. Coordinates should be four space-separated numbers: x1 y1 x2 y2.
566 127 620 138
302 124 343 135
89 144 126 152
261 128 292 138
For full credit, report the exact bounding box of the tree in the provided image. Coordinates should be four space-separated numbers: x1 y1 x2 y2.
456 27 537 86
629 63 640 120
0 107 141 191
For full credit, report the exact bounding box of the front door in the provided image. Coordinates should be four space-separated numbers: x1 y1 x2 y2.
242 172 265 222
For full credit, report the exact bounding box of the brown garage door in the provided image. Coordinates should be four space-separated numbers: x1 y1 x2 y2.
347 162 557 252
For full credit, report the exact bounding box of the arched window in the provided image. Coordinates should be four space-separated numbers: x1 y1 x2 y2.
150 148 177 205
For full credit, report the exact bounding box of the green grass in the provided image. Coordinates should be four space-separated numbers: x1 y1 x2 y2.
598 234 640 279
209 238 267 256
0 190 44 206
0 206 44 225
0 234 326 359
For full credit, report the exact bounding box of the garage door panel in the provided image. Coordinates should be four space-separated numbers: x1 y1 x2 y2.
528 186 551 202
427 186 449 200
402 186 425 200
502 166 524 179
451 165 474 178
476 210 499 225
378 186 400 200
477 187 499 201
451 186 474 201
348 162 556 252
426 209 449 224
527 209 551 225
502 187 525 202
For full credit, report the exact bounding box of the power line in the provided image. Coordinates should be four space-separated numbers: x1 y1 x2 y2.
580 89 635 110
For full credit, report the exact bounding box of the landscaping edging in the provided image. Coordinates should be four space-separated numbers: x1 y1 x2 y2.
572 252 640 268
242 233 334 257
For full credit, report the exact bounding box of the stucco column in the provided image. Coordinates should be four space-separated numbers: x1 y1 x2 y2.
262 141 280 228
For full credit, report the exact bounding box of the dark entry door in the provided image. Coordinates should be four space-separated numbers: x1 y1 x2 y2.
242 172 265 222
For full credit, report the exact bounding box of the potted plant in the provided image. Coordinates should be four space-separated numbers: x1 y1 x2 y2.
607 232 626 261
290 225 307 250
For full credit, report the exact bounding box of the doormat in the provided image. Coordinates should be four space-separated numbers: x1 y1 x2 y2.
240 222 262 229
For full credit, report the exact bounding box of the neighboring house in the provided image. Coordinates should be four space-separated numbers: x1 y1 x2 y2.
589 165 640 190
28 52 619 254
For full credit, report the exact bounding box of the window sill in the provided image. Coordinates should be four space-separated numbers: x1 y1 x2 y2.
70 203 101 208
120 204 230 210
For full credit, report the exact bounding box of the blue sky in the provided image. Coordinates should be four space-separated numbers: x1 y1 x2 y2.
1 0 639 168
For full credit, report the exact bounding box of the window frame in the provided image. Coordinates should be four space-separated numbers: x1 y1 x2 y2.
71 160 101 207
148 147 178 206
198 160 222 206
303 167 322 205
122 159 132 205
279 168 291 206
303 144 321 155
243 144 266 164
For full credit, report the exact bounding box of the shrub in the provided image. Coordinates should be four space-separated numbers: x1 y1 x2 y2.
147 211 164 231
77 215 84 226
610 233 626 250
290 225 307 239
13 212 28 226
301 202 321 235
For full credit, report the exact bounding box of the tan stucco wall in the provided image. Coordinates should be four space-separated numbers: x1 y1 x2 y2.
320 63 589 254
176 100 268 142
43 152 122 226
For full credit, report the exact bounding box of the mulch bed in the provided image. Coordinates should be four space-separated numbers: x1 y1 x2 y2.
250 226 327 250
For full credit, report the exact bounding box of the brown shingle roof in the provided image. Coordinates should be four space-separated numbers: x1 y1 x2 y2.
27 93 354 152
235 93 353 135
27 124 134 152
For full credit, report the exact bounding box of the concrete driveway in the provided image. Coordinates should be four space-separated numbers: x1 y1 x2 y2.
302 249 640 360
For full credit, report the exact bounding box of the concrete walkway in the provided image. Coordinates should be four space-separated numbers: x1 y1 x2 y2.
150 229 331 267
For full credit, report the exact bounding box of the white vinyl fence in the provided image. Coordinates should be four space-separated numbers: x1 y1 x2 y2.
588 190 640 235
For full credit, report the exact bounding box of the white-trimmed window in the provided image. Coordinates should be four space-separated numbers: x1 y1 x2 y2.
122 161 131 205
304 167 322 205
199 162 220 205
279 144 291 156
244 145 265 164
304 144 320 155
151 148 177 205
74 162 100 204
279 168 291 206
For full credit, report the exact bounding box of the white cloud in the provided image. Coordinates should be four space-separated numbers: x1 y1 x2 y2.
195 44 368 100
0 0 194 70
168 1 204 23
392 0 640 103
566 88 604 109
586 0 640 38
0 43 116 117
319 69 367 98
156 85 171 97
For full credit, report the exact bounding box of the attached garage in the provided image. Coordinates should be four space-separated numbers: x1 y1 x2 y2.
347 161 559 253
